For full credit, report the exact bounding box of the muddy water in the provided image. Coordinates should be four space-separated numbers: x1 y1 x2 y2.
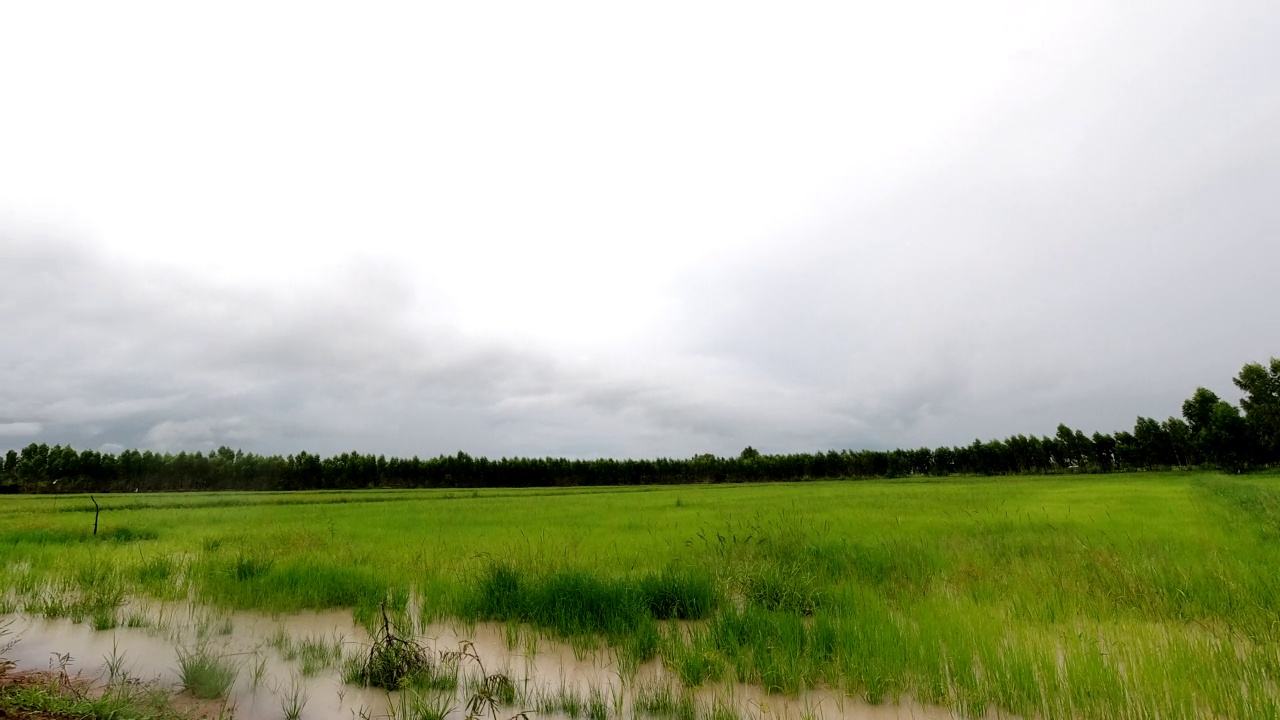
0 603 999 720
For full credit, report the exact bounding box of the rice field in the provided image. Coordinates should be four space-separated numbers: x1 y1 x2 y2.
2 470 1279 719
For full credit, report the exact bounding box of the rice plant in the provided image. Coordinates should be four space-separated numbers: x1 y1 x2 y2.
388 688 452 720
249 651 269 691
279 672 308 720
272 630 346 676
536 681 584 718
585 685 610 720
632 681 697 720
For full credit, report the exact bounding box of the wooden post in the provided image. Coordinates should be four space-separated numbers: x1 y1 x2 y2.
91 495 100 536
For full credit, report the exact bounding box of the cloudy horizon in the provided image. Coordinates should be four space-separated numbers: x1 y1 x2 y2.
2 1 1278 459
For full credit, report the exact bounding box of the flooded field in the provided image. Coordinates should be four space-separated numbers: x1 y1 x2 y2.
4 473 1280 718
1 601 981 720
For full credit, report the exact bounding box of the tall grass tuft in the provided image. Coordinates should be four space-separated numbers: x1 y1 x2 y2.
639 566 716 620
175 647 237 699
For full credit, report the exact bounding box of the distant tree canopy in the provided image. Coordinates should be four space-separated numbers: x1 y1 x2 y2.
1 359 1275 494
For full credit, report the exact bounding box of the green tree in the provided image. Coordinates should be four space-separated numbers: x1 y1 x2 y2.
1090 432 1116 472
1133 416 1174 468
1200 401 1252 471
1163 417 1193 467
1113 430 1139 469
1233 358 1280 463
1182 387 1221 437
17 443 50 489
1055 424 1086 470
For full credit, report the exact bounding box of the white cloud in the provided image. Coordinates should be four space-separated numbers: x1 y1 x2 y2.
0 1 1277 456
0 423 42 438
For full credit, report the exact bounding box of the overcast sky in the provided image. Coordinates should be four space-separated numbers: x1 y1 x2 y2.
2 1 1278 458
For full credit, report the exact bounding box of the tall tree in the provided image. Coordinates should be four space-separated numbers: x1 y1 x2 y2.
1113 430 1139 469
1133 416 1174 468
1182 387 1222 438
1091 432 1116 473
1163 417 1193 467
1233 358 1280 463
1200 401 1252 471
1056 424 1085 470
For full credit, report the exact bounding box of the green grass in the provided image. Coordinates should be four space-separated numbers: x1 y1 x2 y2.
3 471 1280 717
175 647 238 699
470 561 715 638
633 680 697 720
536 682 585 718
0 683 181 720
387 687 452 720
270 630 346 675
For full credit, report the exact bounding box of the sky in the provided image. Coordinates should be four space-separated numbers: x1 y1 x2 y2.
1 1 1278 458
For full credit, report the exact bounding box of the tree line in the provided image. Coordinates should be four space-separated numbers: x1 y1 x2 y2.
2 358 1276 494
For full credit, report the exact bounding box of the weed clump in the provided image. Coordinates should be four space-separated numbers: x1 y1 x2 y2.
349 607 436 690
463 670 519 720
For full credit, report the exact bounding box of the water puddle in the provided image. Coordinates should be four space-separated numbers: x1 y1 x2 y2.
1 603 1000 720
